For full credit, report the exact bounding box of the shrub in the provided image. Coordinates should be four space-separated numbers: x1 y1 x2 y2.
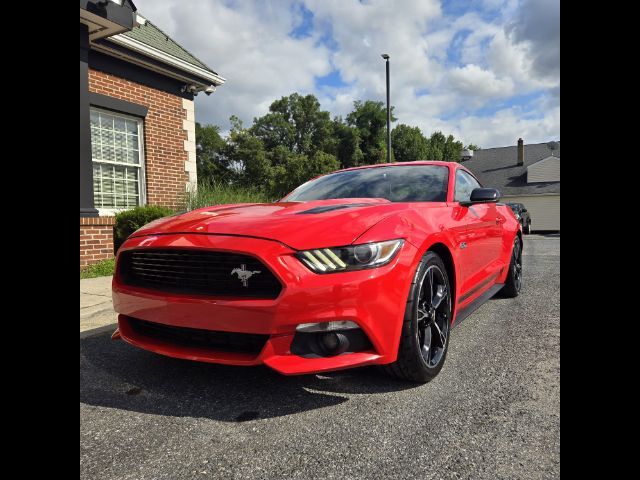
114 205 174 252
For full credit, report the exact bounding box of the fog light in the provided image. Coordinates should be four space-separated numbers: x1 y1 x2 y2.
321 332 340 350
290 325 373 358
318 332 349 355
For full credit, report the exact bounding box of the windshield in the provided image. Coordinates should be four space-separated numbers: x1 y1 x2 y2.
283 165 449 202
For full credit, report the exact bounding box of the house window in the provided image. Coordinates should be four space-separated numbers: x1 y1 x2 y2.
90 108 145 209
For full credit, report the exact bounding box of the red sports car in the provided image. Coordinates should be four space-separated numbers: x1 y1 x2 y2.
112 161 522 383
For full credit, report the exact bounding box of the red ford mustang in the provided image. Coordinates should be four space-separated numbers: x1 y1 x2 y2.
112 161 522 383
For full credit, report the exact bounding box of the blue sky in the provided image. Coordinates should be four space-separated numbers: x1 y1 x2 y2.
135 0 559 148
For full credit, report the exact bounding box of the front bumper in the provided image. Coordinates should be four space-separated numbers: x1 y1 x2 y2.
112 233 418 375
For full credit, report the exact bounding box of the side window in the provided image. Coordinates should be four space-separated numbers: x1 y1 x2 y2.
454 170 481 202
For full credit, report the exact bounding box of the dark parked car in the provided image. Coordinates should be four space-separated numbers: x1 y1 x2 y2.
507 203 531 234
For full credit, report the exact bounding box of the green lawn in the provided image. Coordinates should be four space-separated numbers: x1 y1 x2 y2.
80 258 115 279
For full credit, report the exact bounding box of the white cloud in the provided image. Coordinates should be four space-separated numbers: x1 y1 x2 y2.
448 64 515 99
455 106 560 147
133 0 332 130
131 0 559 147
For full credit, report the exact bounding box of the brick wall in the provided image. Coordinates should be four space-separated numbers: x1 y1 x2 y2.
88 68 190 209
80 216 116 269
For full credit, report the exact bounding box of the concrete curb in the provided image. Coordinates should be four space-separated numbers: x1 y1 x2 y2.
80 323 117 339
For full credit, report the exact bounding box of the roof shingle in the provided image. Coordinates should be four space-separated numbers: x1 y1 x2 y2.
461 142 560 195
123 18 217 74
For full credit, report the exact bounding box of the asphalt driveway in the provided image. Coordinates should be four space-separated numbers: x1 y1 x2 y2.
80 235 559 479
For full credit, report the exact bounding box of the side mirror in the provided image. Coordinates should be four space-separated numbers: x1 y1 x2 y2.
460 188 501 207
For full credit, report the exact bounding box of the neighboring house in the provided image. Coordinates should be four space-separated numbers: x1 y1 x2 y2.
461 139 560 231
80 0 225 268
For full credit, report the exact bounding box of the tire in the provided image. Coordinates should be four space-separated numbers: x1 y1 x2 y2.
500 236 523 298
380 251 453 383
524 221 531 234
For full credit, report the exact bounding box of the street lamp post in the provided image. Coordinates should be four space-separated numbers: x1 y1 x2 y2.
381 54 391 163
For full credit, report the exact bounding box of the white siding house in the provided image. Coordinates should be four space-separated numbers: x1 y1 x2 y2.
527 156 560 183
460 140 560 232
502 193 560 231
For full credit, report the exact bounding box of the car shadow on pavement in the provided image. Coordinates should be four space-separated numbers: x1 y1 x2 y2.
80 332 418 422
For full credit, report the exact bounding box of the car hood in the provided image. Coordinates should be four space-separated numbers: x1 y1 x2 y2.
130 198 410 250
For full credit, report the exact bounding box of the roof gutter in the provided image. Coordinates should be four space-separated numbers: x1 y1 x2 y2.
107 33 226 89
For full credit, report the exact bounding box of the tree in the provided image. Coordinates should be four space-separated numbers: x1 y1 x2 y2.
329 118 364 168
226 112 339 199
346 100 396 164
195 93 468 197
443 134 464 162
225 116 272 188
250 93 333 156
391 124 429 162
195 123 227 182
268 147 339 199
426 131 446 160
465 144 480 151
307 150 340 178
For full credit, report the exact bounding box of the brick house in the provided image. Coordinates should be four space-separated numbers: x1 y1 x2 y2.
80 0 225 268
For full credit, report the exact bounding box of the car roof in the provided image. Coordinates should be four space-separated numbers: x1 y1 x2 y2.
301 161 477 194
333 161 462 174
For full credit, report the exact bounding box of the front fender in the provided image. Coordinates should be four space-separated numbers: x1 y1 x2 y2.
353 209 462 335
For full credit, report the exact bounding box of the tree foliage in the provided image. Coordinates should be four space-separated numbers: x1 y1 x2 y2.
329 118 364 168
251 93 332 155
391 124 429 162
195 92 470 199
346 100 396 164
443 134 464 161
195 123 228 182
421 131 465 161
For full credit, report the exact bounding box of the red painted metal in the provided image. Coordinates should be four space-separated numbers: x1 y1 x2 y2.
112 161 520 375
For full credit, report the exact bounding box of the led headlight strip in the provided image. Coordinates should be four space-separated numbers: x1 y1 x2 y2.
296 239 404 273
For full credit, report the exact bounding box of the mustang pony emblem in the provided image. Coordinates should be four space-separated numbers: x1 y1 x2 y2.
231 264 261 287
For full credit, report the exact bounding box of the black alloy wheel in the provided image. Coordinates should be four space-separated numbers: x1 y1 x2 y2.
381 252 452 383
416 265 451 368
501 236 523 297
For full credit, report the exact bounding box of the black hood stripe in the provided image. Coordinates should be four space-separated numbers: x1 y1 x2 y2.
296 203 376 214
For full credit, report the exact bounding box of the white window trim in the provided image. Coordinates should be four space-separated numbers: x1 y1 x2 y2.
90 107 147 215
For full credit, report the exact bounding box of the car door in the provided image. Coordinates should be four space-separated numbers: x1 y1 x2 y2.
453 169 502 295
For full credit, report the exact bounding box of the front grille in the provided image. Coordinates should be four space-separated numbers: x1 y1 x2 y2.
118 249 282 298
128 317 269 354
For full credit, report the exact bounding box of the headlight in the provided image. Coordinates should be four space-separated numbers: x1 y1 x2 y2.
296 239 404 273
